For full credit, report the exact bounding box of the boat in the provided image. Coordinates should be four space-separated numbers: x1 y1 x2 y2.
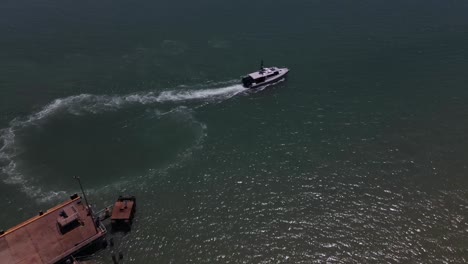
111 195 136 231
242 61 289 88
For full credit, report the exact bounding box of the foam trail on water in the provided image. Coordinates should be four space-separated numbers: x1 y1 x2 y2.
0 82 247 202
157 84 245 102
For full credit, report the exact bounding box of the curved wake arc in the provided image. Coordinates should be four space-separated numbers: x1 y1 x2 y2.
0 82 247 202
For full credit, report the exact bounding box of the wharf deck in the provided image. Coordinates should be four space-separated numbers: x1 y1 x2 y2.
0 195 106 264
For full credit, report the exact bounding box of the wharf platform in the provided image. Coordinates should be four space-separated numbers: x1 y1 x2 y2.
0 195 106 264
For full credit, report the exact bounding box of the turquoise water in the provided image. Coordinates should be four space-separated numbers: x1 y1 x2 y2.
1 0 468 262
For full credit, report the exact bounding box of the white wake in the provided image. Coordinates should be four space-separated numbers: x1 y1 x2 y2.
0 83 247 202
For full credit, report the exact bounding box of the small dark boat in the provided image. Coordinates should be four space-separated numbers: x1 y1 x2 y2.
242 61 289 88
111 195 136 231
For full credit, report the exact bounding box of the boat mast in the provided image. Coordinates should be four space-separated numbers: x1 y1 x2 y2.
74 176 98 233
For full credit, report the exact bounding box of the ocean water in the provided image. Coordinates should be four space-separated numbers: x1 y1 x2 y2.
1 0 468 263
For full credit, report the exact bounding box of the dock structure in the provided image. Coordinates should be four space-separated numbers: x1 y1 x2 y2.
0 195 106 264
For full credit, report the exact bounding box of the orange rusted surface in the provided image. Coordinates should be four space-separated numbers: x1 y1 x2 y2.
111 199 135 220
0 196 105 264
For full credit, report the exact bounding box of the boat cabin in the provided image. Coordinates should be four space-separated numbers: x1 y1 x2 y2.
242 67 280 87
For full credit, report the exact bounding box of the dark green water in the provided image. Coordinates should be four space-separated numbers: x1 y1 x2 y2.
1 0 468 262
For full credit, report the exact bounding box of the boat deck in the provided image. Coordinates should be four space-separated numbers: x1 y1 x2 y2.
0 196 106 264
111 196 136 231
111 198 135 220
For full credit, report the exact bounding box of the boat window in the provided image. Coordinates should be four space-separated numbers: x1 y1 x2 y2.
266 71 279 78
255 77 266 83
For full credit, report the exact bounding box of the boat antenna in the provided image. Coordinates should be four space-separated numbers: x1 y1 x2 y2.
260 59 264 70
74 176 98 233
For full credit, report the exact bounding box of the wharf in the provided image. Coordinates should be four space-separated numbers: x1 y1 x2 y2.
0 195 106 264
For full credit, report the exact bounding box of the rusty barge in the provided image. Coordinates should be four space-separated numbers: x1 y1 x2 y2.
0 194 106 264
